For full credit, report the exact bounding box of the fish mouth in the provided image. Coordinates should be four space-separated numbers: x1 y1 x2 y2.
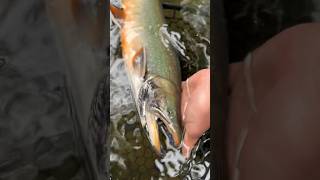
136 76 182 155
144 108 181 155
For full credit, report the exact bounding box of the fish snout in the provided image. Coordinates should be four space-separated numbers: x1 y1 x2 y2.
144 108 182 155
140 76 182 155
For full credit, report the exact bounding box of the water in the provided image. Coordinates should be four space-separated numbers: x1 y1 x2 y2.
110 0 210 179
225 0 320 63
0 1 107 179
0 1 83 179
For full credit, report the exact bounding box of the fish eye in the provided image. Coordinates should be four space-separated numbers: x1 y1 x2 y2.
167 110 174 118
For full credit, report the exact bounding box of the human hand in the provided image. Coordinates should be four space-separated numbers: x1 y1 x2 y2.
180 68 210 157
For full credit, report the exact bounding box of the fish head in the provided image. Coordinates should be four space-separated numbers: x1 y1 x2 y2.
138 75 182 155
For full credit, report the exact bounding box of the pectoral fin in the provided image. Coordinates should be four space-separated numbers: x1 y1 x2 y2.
132 48 147 79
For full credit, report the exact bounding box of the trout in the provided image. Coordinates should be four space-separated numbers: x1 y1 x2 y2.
111 0 183 155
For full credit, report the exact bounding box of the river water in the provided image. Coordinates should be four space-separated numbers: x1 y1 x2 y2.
0 1 107 179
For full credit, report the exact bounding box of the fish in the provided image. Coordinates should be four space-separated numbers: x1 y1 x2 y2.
111 0 183 155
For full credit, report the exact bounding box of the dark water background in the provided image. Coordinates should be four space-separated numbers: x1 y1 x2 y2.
225 0 320 63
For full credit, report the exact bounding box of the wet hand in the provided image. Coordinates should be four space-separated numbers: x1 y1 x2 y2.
180 69 210 157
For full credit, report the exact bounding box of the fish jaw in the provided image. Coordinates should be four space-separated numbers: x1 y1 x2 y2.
134 75 182 155
143 109 181 155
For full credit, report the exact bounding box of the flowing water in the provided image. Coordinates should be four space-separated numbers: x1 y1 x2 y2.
0 1 107 179
110 0 210 179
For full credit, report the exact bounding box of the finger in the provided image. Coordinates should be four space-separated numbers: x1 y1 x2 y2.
182 81 186 89
182 132 198 158
181 81 189 124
